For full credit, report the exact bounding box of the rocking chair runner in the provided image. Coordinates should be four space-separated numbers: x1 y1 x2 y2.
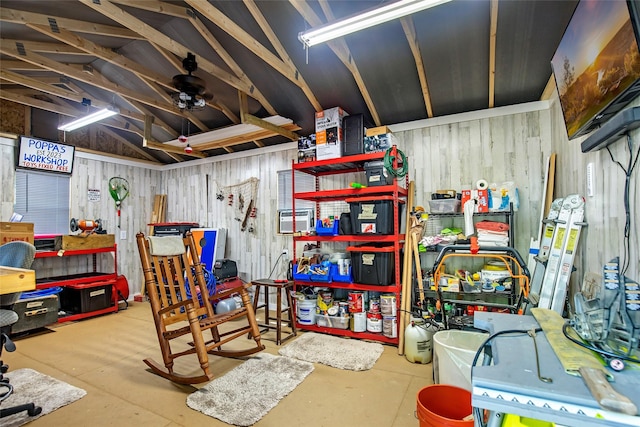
135 232 264 384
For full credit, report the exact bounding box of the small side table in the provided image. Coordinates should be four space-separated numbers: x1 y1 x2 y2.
250 279 297 345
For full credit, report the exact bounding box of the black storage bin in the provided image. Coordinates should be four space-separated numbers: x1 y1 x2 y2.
151 222 199 237
346 197 404 235
364 161 393 186
60 282 113 314
12 295 59 334
348 244 395 285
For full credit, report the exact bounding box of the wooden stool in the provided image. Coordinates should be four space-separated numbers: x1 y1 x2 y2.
250 279 297 345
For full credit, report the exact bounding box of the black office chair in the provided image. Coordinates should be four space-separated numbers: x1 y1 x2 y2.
0 241 42 419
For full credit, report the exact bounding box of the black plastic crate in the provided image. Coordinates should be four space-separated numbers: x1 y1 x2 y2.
60 282 113 314
346 197 404 235
12 295 59 334
348 244 395 286
364 161 393 186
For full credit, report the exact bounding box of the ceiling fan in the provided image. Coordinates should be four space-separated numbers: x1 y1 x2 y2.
171 53 213 111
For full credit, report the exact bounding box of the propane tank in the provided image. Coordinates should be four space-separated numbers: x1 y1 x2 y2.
404 318 437 364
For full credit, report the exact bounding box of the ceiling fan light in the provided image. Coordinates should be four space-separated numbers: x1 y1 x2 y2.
194 98 206 107
177 100 187 109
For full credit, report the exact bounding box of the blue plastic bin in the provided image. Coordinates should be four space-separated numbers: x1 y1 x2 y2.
316 219 340 236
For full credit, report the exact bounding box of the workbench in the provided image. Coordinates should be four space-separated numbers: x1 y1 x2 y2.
472 311 640 427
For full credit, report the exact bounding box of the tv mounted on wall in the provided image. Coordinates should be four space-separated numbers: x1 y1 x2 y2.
551 0 640 142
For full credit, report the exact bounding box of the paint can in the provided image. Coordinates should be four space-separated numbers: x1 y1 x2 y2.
382 315 397 338
348 291 365 313
380 294 397 316
369 297 380 313
297 299 316 325
367 311 383 333
351 311 366 332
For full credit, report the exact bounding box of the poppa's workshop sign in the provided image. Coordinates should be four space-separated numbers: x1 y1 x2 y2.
18 136 75 174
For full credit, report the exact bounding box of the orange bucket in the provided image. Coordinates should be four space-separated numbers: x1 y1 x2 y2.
416 384 474 427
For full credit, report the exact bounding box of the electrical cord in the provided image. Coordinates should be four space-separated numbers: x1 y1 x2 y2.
606 132 639 276
384 147 408 178
268 252 285 279
562 321 640 364
470 328 541 427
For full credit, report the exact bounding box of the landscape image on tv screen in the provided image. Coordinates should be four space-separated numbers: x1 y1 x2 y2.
552 0 640 139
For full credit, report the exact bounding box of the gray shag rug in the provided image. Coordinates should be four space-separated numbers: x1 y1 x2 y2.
186 353 313 426
2 368 87 427
278 332 384 371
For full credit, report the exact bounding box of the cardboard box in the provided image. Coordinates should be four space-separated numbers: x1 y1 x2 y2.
364 133 396 153
0 222 34 245
297 134 316 163
365 126 392 137
315 107 348 160
55 234 115 251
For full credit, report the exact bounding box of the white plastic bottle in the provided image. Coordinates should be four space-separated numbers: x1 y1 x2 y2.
404 318 435 364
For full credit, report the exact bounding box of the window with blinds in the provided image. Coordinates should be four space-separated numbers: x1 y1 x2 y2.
14 169 71 235
277 169 314 211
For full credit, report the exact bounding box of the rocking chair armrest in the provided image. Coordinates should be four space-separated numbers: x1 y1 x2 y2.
158 299 195 315
209 286 247 301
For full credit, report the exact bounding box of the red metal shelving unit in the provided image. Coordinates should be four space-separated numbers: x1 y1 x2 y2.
35 244 119 322
291 151 407 345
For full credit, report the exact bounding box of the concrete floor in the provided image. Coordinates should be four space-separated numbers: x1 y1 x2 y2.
4 302 434 426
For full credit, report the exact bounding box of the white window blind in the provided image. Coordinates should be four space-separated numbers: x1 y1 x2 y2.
277 169 314 211
14 169 71 235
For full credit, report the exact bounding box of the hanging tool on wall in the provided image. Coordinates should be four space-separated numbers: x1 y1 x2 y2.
109 177 130 228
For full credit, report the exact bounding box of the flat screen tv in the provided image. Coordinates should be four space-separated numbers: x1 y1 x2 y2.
551 0 640 140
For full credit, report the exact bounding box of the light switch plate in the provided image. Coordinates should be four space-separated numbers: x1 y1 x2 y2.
120 230 127 240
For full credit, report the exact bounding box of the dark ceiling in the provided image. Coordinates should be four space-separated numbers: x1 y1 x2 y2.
0 0 579 164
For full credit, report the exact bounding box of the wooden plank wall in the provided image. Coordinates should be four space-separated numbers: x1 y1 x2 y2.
2 98 638 307
550 94 640 303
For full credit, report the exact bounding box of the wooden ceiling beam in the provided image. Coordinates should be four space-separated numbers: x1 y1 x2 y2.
185 1 299 88
143 139 207 158
540 74 557 101
19 40 85 55
241 113 299 142
109 0 192 19
401 17 433 118
243 0 322 112
99 125 160 162
187 17 253 122
195 123 301 151
26 23 176 93
0 7 143 39
488 0 498 109
0 43 185 116
77 0 261 106
301 0 381 126
0 89 140 136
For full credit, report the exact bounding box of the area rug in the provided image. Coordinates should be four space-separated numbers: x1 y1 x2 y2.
186 353 313 426
2 368 87 427
278 332 384 371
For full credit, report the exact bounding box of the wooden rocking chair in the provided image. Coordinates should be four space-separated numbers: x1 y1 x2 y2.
135 231 264 384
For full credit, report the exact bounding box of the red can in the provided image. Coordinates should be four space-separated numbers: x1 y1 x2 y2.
348 291 365 313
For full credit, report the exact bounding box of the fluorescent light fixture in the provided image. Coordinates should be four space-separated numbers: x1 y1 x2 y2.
58 106 119 132
299 0 450 47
